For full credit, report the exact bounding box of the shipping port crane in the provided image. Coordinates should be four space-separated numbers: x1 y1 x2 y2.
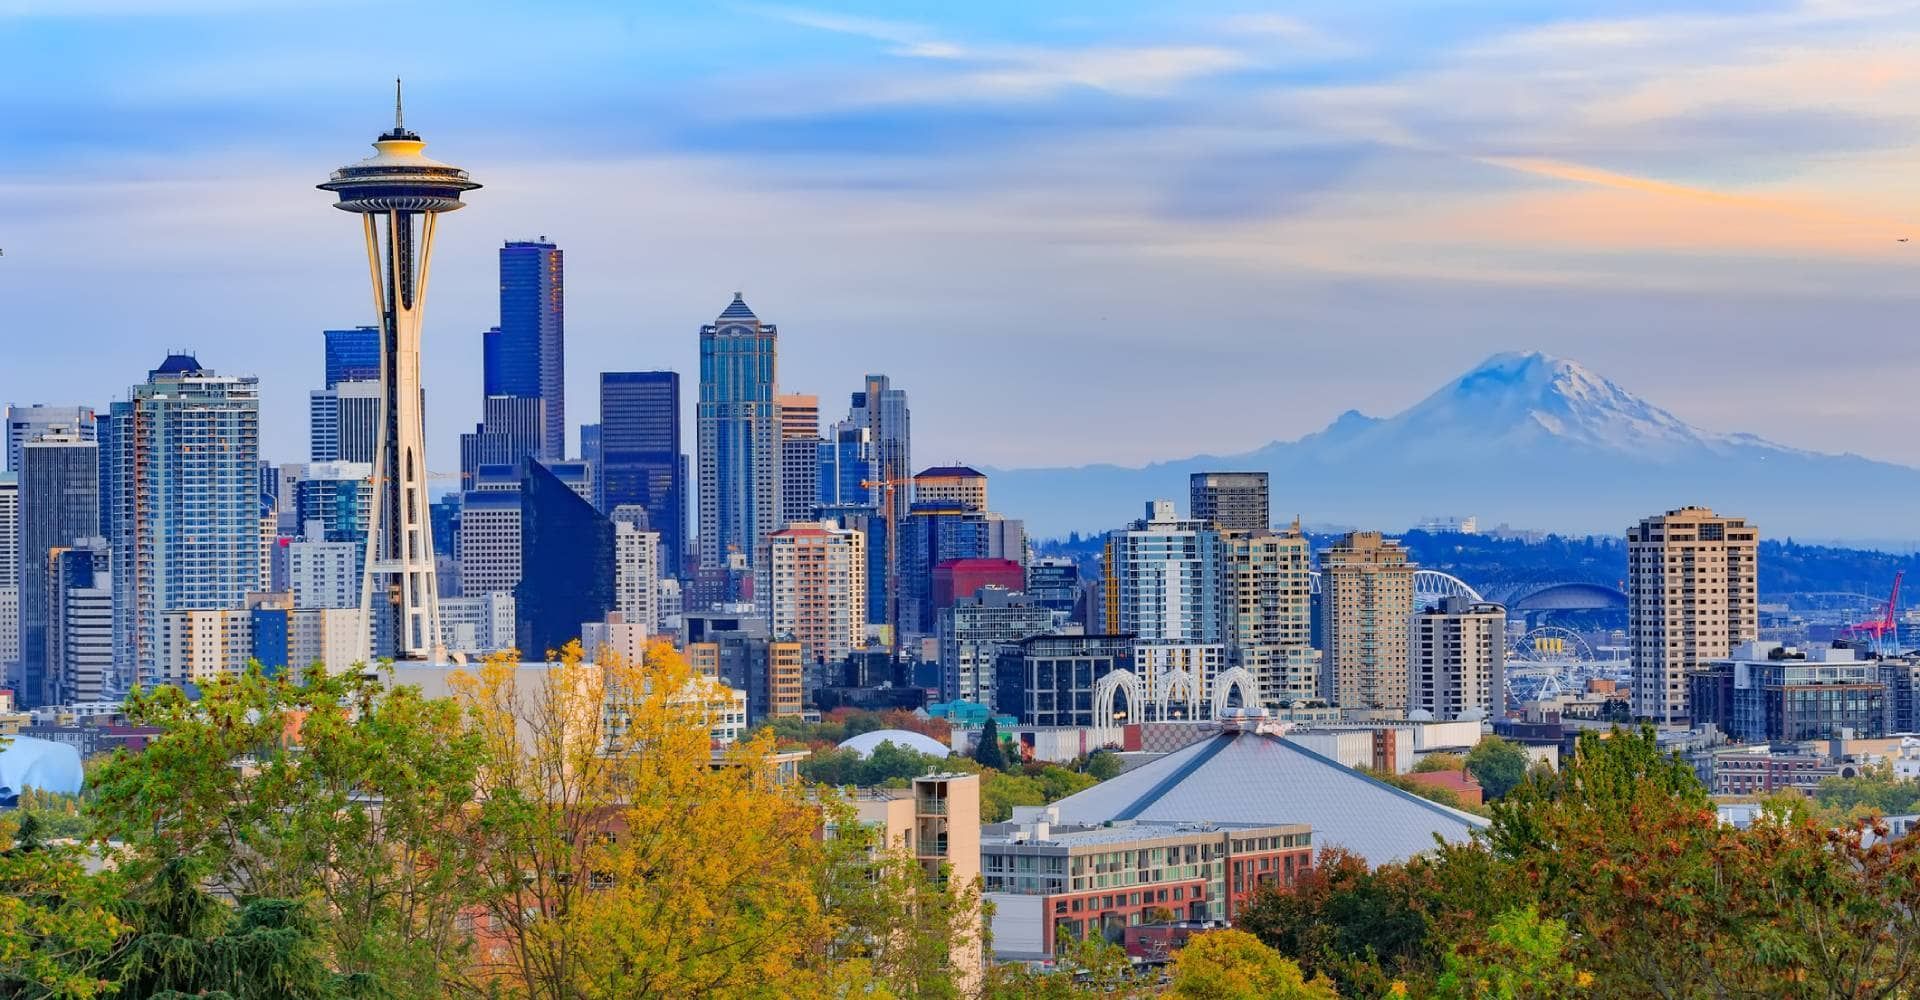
1840 571 1904 657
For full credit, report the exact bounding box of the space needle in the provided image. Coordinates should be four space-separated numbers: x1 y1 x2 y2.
319 82 479 660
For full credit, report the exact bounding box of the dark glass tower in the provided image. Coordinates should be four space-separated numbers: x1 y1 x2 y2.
322 327 381 388
19 431 100 707
489 241 565 461
515 459 613 658
599 371 682 579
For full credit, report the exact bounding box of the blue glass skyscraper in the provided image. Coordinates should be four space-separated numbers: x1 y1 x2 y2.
487 240 565 461
322 327 381 388
697 293 778 575
18 429 99 707
600 372 683 578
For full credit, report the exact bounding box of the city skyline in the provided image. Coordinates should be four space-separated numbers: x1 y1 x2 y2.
7 1 1920 483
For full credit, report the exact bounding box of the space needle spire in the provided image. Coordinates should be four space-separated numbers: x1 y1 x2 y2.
318 86 479 661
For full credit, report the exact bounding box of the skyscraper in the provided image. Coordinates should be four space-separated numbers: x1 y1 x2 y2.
6 404 96 475
318 85 479 660
852 375 910 521
322 327 381 387
488 240 566 461
48 537 112 705
817 421 870 507
777 394 821 528
459 395 545 491
19 433 98 706
1411 598 1507 720
1224 522 1315 706
107 355 261 691
1628 506 1759 724
698 293 778 577
766 521 867 667
0 474 16 678
516 460 613 658
1318 531 1416 711
610 505 660 632
1103 500 1226 645
915 466 988 512
600 371 683 577
308 379 381 463
1190 472 1269 533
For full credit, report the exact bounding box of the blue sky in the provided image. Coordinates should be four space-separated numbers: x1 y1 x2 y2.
4 0 1920 480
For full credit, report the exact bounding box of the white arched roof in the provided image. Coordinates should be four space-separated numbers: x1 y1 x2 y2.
837 729 951 759
0 736 84 798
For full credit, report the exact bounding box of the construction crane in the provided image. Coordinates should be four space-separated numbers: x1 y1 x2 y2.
861 475 914 664
1840 571 1904 657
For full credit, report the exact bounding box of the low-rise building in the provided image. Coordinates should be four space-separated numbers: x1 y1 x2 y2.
982 812 1311 961
1691 642 1885 742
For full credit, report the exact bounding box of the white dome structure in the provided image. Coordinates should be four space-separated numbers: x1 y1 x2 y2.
837 729 951 759
0 736 84 800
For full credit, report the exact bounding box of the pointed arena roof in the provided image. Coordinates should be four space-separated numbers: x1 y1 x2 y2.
717 291 758 322
1045 722 1487 866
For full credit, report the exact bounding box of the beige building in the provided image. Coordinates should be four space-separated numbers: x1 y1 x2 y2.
776 394 821 528
913 465 988 512
767 521 867 665
845 772 983 984
155 609 253 687
1628 506 1759 724
1224 522 1316 706
610 506 659 633
1319 532 1416 712
1411 598 1506 719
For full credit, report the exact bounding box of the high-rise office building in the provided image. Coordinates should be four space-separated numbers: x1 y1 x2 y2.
1411 598 1507 720
322 326 381 387
309 379 381 463
0 474 16 676
777 394 821 527
1104 500 1226 645
515 460 613 657
483 240 565 460
6 404 96 475
1190 472 1269 533
48 537 112 705
600 372 683 577
20 430 100 706
1224 523 1315 706
107 355 261 691
1025 558 1081 619
293 462 373 544
683 608 799 724
1627 506 1759 724
899 502 993 637
851 375 910 519
459 394 545 492
440 592 515 656
818 420 870 508
915 466 987 512
938 587 1053 704
319 87 478 660
457 464 529 598
611 505 660 634
698 293 779 576
766 521 867 667
1318 531 1416 711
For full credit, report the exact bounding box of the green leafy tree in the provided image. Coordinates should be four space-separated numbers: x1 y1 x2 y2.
1237 846 1430 993
1082 750 1123 781
1431 906 1591 999
0 812 127 998
1464 737 1529 800
1412 753 1466 774
973 718 1009 770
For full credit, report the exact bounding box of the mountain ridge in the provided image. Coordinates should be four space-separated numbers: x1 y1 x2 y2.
987 352 1919 542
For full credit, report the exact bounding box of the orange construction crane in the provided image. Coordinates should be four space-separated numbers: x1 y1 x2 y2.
1841 571 1904 657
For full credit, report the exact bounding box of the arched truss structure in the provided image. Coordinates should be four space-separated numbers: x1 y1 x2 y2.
1093 669 1144 747
1155 668 1203 722
1211 666 1260 718
1413 569 1484 604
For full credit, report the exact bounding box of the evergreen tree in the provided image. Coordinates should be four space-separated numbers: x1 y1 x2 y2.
974 717 1009 770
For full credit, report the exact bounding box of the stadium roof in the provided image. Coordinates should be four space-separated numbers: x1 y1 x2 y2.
1044 724 1487 866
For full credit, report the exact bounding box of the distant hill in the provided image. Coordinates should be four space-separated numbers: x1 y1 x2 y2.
992 351 1920 544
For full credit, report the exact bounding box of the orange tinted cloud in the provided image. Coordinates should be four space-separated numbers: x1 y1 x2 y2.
1477 155 1909 232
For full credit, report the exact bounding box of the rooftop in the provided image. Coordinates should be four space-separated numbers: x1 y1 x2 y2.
716 292 758 322
1044 723 1487 865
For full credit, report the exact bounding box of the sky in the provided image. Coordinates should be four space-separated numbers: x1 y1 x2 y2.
5 0 1920 482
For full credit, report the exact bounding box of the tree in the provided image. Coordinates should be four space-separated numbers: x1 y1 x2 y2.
1082 750 1123 781
1412 753 1466 774
973 717 1009 770
455 641 870 998
1464 737 1529 800
0 811 126 998
85 663 487 998
1431 906 1591 1000
1237 846 1430 993
1165 930 1338 1000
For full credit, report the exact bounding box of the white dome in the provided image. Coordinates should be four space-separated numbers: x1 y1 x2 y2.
0 736 84 799
837 729 951 759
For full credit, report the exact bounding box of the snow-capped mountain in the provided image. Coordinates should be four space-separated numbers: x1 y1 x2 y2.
989 352 1916 540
